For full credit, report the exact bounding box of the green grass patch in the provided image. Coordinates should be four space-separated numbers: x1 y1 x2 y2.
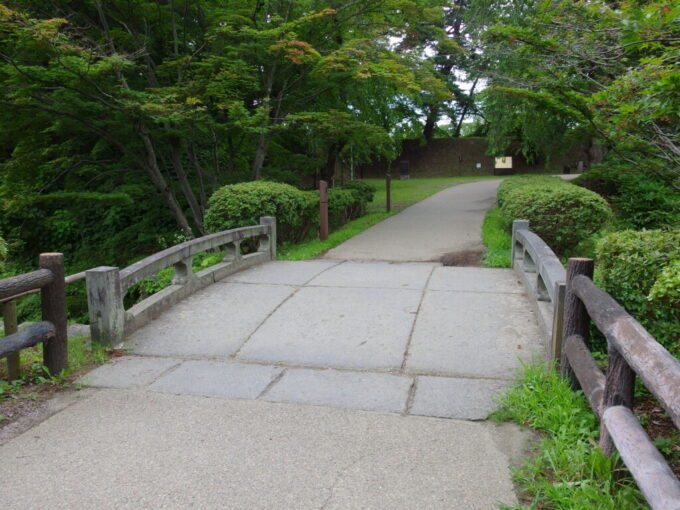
493 362 646 509
365 176 497 212
278 211 393 260
482 208 511 267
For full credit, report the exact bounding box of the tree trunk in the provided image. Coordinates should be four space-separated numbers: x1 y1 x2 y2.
169 139 204 233
423 106 438 143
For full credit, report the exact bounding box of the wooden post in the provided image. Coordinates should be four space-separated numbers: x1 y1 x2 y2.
561 258 594 387
386 174 392 212
511 220 529 265
600 348 636 456
550 281 566 361
260 216 277 260
39 253 67 375
319 180 329 241
86 266 125 347
3 299 19 380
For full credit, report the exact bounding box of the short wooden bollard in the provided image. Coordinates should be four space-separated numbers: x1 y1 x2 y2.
39 253 68 375
319 180 329 241
386 173 392 212
3 299 19 380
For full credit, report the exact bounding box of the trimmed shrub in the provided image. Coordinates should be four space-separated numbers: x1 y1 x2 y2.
496 175 566 207
204 181 311 243
596 230 679 355
338 180 376 204
574 165 679 230
500 179 612 254
304 188 371 230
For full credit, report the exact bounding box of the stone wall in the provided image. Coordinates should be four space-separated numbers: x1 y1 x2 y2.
358 138 590 178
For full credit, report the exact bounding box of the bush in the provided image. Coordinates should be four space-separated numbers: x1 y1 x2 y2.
574 165 679 230
204 181 372 245
499 177 612 254
596 230 679 355
204 181 311 243
338 180 376 204
496 175 566 207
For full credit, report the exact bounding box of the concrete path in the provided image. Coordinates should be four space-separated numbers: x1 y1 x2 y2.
324 179 501 261
0 179 547 509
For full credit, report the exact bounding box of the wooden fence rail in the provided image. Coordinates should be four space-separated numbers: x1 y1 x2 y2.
511 220 680 510
0 253 68 378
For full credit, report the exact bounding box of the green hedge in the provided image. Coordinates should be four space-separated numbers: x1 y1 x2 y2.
204 181 312 243
499 177 612 254
573 165 679 230
596 230 679 355
204 180 372 244
338 180 376 204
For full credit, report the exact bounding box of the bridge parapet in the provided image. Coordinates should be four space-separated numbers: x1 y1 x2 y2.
86 217 276 347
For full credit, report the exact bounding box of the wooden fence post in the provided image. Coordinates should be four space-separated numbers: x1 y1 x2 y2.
319 180 329 241
260 216 277 260
386 174 392 212
3 299 19 380
86 266 125 347
511 220 529 265
561 258 594 388
600 349 636 456
39 253 67 374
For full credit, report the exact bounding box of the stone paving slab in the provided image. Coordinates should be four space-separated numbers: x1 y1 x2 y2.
410 376 512 420
77 356 181 388
307 261 437 290
263 368 413 413
406 290 542 378
126 283 296 357
223 260 340 286
428 266 525 294
149 360 283 400
0 390 521 509
237 286 422 370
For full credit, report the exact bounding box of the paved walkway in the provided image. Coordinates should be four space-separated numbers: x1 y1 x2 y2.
0 180 545 509
325 179 501 261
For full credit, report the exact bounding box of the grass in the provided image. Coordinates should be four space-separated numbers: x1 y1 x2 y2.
279 176 497 261
492 362 647 509
482 208 512 267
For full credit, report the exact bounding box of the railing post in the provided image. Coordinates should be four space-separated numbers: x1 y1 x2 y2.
600 351 636 456
172 257 194 285
86 266 125 347
3 299 19 380
386 173 392 212
39 253 67 374
550 281 566 361
260 216 277 260
319 180 329 241
511 220 529 265
561 258 594 388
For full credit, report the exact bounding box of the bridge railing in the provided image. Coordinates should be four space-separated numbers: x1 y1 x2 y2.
0 253 68 377
86 217 276 347
512 220 680 510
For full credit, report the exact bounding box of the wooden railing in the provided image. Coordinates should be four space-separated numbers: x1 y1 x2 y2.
512 220 680 510
0 253 68 378
86 217 277 347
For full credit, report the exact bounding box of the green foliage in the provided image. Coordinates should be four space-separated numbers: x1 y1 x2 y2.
574 165 680 230
481 208 511 268
493 362 645 509
496 175 566 208
338 180 376 204
204 181 312 243
596 230 679 355
499 177 612 254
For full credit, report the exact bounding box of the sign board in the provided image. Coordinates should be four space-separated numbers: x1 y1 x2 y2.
495 157 512 169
